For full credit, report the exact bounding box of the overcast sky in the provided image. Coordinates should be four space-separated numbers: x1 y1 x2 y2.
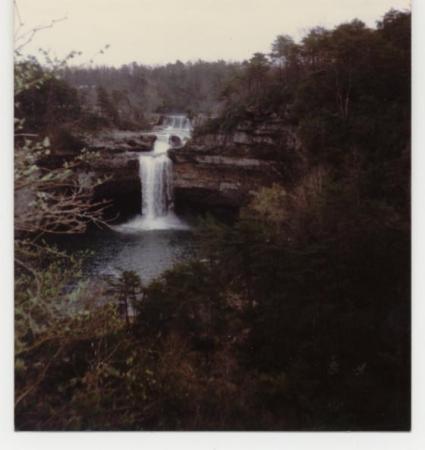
15 0 411 67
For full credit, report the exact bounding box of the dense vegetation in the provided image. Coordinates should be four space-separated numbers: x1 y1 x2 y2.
63 60 241 117
15 57 241 141
15 9 410 430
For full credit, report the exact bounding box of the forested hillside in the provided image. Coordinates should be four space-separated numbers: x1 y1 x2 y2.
62 60 241 125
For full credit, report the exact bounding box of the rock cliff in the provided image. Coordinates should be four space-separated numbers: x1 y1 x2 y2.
84 130 156 153
169 118 301 213
82 130 156 221
79 119 301 220
34 129 154 222
91 152 141 221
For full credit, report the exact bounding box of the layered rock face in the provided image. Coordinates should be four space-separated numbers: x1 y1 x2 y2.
90 153 141 221
169 118 300 213
32 129 155 223
83 131 156 221
75 119 300 221
84 130 156 153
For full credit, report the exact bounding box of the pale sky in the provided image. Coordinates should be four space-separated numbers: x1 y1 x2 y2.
15 0 411 67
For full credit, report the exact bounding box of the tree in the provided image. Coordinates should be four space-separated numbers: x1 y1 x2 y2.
14 52 112 421
245 52 270 95
271 34 299 76
105 271 143 328
96 85 119 125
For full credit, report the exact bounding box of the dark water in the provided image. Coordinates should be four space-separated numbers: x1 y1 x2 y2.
55 226 196 285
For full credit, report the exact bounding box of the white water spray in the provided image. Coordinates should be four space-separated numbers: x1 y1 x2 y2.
139 139 173 220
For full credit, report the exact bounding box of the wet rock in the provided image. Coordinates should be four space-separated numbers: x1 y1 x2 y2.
169 135 183 148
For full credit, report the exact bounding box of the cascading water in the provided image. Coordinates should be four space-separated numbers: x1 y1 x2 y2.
116 114 191 232
139 138 173 220
162 115 192 131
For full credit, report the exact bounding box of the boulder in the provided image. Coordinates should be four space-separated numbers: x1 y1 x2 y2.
169 135 183 148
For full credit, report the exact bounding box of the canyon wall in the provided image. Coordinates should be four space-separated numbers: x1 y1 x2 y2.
81 117 302 220
169 117 301 213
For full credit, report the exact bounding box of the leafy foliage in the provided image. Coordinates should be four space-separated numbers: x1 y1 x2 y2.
14 51 113 426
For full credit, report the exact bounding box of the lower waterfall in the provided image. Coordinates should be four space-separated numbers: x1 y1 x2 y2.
139 138 173 220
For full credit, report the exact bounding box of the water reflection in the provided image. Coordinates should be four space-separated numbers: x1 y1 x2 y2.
57 228 195 284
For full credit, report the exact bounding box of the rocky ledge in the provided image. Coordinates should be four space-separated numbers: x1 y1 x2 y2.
82 130 156 221
84 130 156 153
71 119 300 220
90 152 141 221
169 118 300 213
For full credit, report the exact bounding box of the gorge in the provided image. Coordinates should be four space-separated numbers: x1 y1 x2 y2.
86 114 296 223
62 115 196 283
70 113 299 282
14 8 411 431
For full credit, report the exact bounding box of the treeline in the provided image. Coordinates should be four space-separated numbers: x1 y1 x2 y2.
15 9 410 430
202 10 410 191
62 60 241 121
15 57 241 136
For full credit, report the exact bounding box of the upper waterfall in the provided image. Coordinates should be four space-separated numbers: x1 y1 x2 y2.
162 114 193 133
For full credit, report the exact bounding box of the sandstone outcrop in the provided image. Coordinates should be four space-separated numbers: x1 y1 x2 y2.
169 118 300 213
82 130 157 221
78 118 301 220
84 130 157 153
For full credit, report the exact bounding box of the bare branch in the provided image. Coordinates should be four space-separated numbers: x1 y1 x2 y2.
15 15 68 52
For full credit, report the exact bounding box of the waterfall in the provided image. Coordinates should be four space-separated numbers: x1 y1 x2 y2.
163 114 192 133
138 136 173 221
116 114 191 232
